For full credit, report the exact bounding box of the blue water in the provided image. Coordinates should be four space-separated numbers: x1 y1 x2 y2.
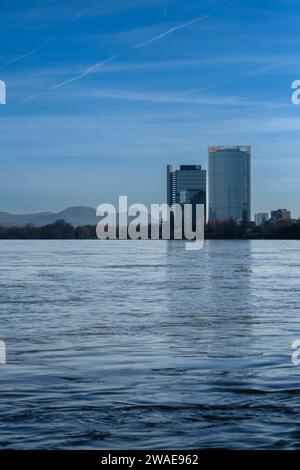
0 239 300 449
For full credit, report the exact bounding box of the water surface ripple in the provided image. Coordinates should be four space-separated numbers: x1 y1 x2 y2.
0 240 300 449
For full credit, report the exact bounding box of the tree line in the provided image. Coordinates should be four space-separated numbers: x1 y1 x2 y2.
0 218 300 239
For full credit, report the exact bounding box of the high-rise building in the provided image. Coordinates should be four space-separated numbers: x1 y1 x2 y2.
255 213 269 226
167 164 207 218
271 209 291 222
208 146 251 222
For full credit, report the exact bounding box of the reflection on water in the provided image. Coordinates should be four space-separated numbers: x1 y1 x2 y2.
0 240 300 449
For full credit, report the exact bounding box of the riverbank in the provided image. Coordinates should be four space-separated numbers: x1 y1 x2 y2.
1 219 300 240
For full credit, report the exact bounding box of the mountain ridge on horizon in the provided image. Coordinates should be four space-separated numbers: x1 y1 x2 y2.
0 206 154 227
0 206 99 227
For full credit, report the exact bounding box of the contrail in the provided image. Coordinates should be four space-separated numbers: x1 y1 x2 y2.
181 79 241 96
133 15 208 49
0 38 53 70
51 54 119 90
246 62 293 77
53 16 208 89
23 14 209 100
70 10 86 22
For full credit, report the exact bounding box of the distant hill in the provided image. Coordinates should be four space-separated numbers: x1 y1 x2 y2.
0 206 154 227
0 206 99 227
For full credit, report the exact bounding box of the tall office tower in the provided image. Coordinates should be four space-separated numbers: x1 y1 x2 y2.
208 146 251 222
167 165 207 218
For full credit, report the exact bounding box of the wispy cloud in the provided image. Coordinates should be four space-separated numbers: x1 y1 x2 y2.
77 87 257 107
0 0 169 26
181 58 298 97
246 62 295 77
133 15 208 49
181 79 240 96
0 38 53 70
26 14 208 95
70 10 86 22
51 54 119 90
18 54 299 78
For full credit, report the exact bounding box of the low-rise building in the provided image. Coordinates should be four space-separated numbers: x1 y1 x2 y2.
255 213 269 226
271 209 291 222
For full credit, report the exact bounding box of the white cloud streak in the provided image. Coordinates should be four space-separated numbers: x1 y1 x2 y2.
0 38 53 70
39 15 208 93
51 54 119 90
246 62 294 77
77 87 256 107
70 10 86 22
133 15 208 49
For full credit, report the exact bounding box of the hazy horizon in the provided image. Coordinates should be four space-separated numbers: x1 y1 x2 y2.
1 0 300 217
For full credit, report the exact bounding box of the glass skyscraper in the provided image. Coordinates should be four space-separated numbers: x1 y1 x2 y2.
208 146 251 222
167 164 207 219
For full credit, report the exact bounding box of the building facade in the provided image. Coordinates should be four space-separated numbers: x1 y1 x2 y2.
271 209 291 222
167 164 207 218
208 146 251 222
255 213 269 226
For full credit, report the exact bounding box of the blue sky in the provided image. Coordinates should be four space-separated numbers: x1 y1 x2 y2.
1 0 300 217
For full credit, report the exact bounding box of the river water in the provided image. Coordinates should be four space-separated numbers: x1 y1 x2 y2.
0 240 300 449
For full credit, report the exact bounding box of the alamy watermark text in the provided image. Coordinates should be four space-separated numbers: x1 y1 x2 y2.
96 196 205 251
0 80 6 105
